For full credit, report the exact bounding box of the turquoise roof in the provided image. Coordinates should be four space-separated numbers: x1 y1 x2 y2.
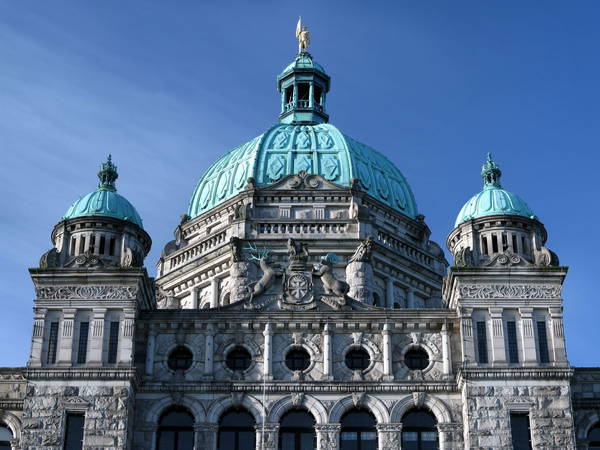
279 53 326 78
454 154 536 227
62 156 144 228
188 123 418 218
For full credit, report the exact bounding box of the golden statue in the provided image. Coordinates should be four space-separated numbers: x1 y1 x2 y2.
296 16 310 53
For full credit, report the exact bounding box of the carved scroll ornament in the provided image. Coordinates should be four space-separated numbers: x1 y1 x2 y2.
459 284 561 299
36 285 138 300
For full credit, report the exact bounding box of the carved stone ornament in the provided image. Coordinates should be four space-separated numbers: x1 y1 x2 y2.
287 170 321 189
230 236 245 263
352 392 365 407
281 271 315 310
454 247 474 267
68 250 103 268
485 251 530 268
287 238 309 270
313 254 349 297
36 285 137 300
39 248 59 268
349 237 373 263
459 284 562 299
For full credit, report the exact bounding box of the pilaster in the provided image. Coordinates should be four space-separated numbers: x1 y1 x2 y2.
88 308 107 365
57 308 75 365
376 423 402 450
194 423 218 450
204 323 215 379
315 423 340 450
263 322 273 380
256 423 279 450
489 308 506 365
519 307 537 365
382 323 393 380
145 330 156 376
442 322 452 376
119 308 136 365
323 323 332 380
549 307 567 363
385 278 394 309
28 308 47 367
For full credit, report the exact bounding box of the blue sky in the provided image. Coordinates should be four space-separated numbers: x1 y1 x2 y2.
1 1 599 367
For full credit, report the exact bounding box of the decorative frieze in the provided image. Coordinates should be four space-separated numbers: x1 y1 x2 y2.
458 284 561 299
36 285 138 300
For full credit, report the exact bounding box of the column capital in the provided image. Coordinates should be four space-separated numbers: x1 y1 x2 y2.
315 423 341 432
376 422 403 432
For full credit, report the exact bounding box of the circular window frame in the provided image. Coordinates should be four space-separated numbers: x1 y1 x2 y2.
282 345 315 375
163 344 197 375
342 345 375 374
400 344 434 373
223 344 255 374
166 345 195 372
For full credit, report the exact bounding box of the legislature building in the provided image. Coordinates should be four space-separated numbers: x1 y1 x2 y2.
1 24 600 450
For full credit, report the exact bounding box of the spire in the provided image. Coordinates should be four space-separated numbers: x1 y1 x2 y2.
98 155 118 191
481 153 502 188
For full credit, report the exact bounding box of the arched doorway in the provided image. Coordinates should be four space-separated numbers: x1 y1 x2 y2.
340 409 377 450
401 409 438 450
217 408 256 450
0 425 12 450
589 423 600 449
279 409 316 450
156 407 194 450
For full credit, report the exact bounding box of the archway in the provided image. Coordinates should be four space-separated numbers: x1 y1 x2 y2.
401 409 438 450
156 407 194 450
279 409 316 450
217 408 256 450
340 409 377 450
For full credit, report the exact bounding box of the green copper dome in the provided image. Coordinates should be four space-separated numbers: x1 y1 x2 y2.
455 154 536 227
280 53 327 78
188 123 418 218
63 156 144 228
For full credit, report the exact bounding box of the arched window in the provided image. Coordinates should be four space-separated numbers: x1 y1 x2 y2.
589 423 600 449
0 425 12 450
156 407 194 450
401 409 438 450
218 409 255 450
279 409 316 450
340 409 377 450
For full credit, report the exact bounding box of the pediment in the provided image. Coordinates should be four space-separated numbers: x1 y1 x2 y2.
485 251 533 268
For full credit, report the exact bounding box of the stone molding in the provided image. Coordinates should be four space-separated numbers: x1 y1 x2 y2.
267 394 328 424
458 367 573 382
458 284 561 299
23 368 138 383
35 285 138 300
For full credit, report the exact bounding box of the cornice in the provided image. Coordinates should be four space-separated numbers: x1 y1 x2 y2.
457 367 573 386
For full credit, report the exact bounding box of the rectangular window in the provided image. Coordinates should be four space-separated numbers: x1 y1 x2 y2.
78 236 85 254
537 321 550 363
76 322 89 364
506 321 519 363
70 237 76 255
313 85 323 105
481 236 489 255
99 236 106 254
502 233 508 251
89 235 95 253
492 234 499 253
476 321 488 364
297 83 310 100
521 235 527 253
107 321 120 364
64 412 85 450
510 413 532 450
512 234 519 252
109 237 116 256
47 322 59 364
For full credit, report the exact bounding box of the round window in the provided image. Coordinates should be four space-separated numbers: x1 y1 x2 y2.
285 348 311 371
345 348 371 371
226 346 252 371
404 348 429 370
167 346 193 371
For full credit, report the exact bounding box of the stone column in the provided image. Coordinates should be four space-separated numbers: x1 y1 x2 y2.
119 308 136 365
386 278 394 309
88 308 107 365
263 322 273 380
549 307 567 363
406 287 415 309
309 83 314 108
145 330 156 376
280 89 286 113
191 288 199 309
210 279 219 308
382 323 393 380
315 424 340 450
256 424 279 450
460 308 475 365
323 323 332 380
376 423 402 450
518 308 537 365
204 323 215 378
293 83 298 106
194 423 218 450
488 308 506 365
442 322 452 377
57 308 75 365
29 308 47 366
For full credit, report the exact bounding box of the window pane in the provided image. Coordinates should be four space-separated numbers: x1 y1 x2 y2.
507 321 519 363
217 431 235 450
47 322 59 364
402 432 418 442
281 433 295 450
510 413 532 450
421 431 438 441
300 432 315 450
0 426 11 441
107 321 119 364
178 431 194 450
64 413 85 450
476 321 488 363
157 430 175 450
342 432 358 440
361 431 377 440
238 431 255 450
537 321 550 364
77 322 89 364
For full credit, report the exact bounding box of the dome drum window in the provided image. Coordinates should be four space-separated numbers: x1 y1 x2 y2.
225 347 252 372
167 346 193 372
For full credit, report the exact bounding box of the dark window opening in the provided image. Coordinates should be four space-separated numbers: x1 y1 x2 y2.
107 321 119 364
510 413 532 450
77 322 89 364
537 321 550 364
109 237 116 256
588 423 600 448
372 292 382 307
168 346 193 371
279 409 316 450
226 347 252 371
491 234 498 253
401 409 438 450
313 85 323 105
521 235 527 253
218 409 255 450
404 348 430 371
285 348 311 372
512 235 519 252
502 233 508 251
506 321 519 364
0 425 13 450
297 83 310 100
285 87 294 104
393 302 401 309
99 236 106 254
476 321 488 364
345 348 371 371
340 409 377 450
70 237 77 255
157 407 194 450
481 236 489 255
64 412 85 450
89 235 96 253
78 236 85 254
47 322 59 364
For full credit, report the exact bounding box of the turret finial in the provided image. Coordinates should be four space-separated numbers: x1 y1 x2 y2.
98 154 118 191
481 153 502 188
296 16 310 54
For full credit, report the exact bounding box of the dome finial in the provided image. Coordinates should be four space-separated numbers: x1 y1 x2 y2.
98 154 118 191
481 153 502 188
296 16 310 54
